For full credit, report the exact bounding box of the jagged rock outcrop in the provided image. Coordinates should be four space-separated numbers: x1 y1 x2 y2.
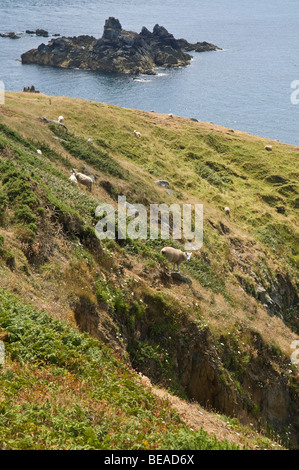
21 17 220 75
23 85 40 93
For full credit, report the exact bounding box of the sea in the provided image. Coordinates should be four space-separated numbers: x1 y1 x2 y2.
1 0 299 146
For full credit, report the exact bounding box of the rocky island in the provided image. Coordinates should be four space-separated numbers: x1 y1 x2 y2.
21 17 220 75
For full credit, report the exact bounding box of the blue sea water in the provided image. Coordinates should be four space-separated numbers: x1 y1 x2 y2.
1 0 299 145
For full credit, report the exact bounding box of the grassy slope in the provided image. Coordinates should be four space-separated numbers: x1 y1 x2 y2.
0 92 298 450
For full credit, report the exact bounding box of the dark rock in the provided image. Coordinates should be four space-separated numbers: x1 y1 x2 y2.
270 273 298 320
21 17 220 75
140 26 153 39
23 85 40 93
171 271 192 285
0 32 20 39
39 116 68 131
153 24 178 49
256 285 266 303
218 221 230 234
155 180 170 189
36 29 49 37
177 38 220 52
207 218 217 230
193 41 220 52
102 17 122 41
26 29 60 37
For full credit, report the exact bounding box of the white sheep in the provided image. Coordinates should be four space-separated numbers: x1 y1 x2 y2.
37 149 42 155
69 173 78 185
71 169 93 192
134 130 142 138
265 145 272 151
160 246 192 272
58 115 64 123
224 206 230 217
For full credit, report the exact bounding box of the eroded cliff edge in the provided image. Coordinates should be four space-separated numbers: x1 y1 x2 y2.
21 17 220 75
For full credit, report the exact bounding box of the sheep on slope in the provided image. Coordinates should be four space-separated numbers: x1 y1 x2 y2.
71 169 93 192
224 206 231 217
134 130 142 138
160 246 192 272
69 172 78 185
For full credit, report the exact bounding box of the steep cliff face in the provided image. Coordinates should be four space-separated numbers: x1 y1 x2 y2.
21 17 220 74
71 276 299 444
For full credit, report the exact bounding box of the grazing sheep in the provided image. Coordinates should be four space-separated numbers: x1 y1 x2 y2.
265 145 272 151
69 172 78 184
161 246 192 272
71 169 93 192
224 206 230 217
58 115 64 123
134 130 142 138
37 149 42 155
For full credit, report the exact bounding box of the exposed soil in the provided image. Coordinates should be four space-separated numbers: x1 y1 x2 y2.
138 374 284 450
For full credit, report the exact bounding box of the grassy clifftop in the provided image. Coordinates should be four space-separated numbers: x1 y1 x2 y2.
0 92 298 450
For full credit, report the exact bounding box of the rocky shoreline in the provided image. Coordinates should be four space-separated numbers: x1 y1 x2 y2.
0 29 60 39
21 17 220 75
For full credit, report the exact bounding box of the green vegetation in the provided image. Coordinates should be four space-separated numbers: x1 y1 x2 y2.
49 124 127 180
194 160 231 188
0 158 42 254
0 92 297 450
0 289 239 450
96 277 146 330
0 235 15 269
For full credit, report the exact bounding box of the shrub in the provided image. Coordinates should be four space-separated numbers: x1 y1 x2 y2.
14 206 37 225
0 190 8 224
194 161 227 188
0 236 15 270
